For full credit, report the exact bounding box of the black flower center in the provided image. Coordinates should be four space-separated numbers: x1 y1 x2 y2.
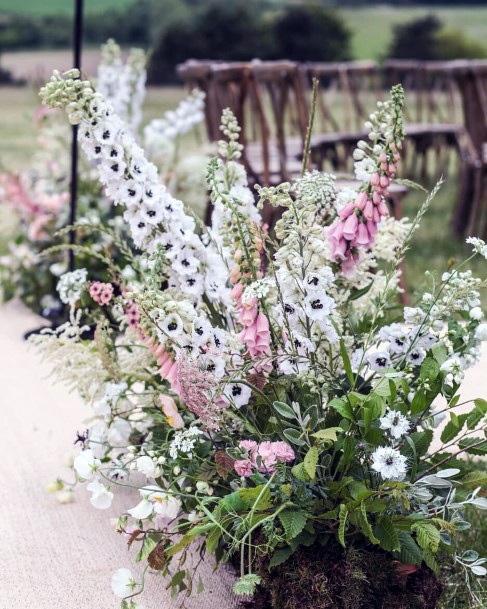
232 386 242 397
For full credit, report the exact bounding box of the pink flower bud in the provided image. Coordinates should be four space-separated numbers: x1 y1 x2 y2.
354 191 368 210
363 199 375 220
338 201 355 219
370 173 380 186
342 212 359 240
380 175 390 188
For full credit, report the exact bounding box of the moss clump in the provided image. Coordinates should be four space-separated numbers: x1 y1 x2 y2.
240 542 443 609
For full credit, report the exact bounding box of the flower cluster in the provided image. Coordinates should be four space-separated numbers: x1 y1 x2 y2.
35 73 487 609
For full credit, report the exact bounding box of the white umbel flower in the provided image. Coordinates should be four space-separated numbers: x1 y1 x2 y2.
371 446 408 481
379 408 410 439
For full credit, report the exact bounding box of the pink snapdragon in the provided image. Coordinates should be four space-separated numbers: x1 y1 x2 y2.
89 281 114 306
234 439 295 476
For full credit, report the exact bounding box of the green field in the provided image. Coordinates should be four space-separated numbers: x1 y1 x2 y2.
340 6 487 60
1 3 486 63
0 0 134 15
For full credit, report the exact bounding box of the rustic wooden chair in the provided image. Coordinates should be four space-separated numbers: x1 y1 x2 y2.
304 61 380 172
384 59 464 178
449 60 487 237
176 60 217 141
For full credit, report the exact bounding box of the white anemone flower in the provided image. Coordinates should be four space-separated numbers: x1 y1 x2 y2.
74 449 100 479
111 568 136 599
371 446 408 481
379 409 410 439
86 477 114 509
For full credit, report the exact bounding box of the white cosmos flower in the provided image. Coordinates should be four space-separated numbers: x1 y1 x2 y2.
379 408 410 439
86 477 114 509
371 446 408 481
111 568 136 599
74 449 100 479
136 456 156 477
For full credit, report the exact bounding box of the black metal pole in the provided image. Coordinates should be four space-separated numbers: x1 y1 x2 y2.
68 0 83 272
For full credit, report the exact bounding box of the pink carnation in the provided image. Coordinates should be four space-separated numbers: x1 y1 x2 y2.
272 441 295 463
234 460 253 477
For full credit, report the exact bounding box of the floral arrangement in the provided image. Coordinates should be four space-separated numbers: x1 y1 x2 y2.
35 69 487 609
0 42 207 319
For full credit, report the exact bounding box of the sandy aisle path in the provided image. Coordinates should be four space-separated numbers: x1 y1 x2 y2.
0 301 237 609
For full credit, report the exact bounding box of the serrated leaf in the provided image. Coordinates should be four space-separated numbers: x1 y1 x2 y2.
420 358 440 382
441 413 468 444
431 343 448 365
279 510 308 541
423 549 440 575
374 516 400 552
304 446 319 480
238 485 271 511
462 471 487 488
411 391 428 415
474 398 487 413
283 428 306 446
395 532 423 565
458 438 487 456
412 522 440 553
291 461 311 482
338 504 348 548
269 546 293 568
273 401 296 420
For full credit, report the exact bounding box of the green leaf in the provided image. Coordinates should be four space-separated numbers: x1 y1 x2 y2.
166 534 192 557
269 546 293 568
458 438 487 456
412 522 440 553
283 428 306 446
441 413 468 444
411 391 429 415
136 536 157 562
273 401 296 420
329 397 354 421
394 532 423 565
340 339 354 386
291 461 311 482
238 485 271 511
360 501 380 545
279 510 308 541
420 358 440 382
304 446 319 480
338 504 348 548
431 343 448 365
474 398 487 413
206 525 222 554
374 516 400 552
340 436 356 466
402 430 433 459
312 427 342 443
461 470 487 488
467 407 484 430
349 281 374 301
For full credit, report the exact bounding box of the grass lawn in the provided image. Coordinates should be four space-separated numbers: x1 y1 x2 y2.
339 6 487 60
0 85 485 295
